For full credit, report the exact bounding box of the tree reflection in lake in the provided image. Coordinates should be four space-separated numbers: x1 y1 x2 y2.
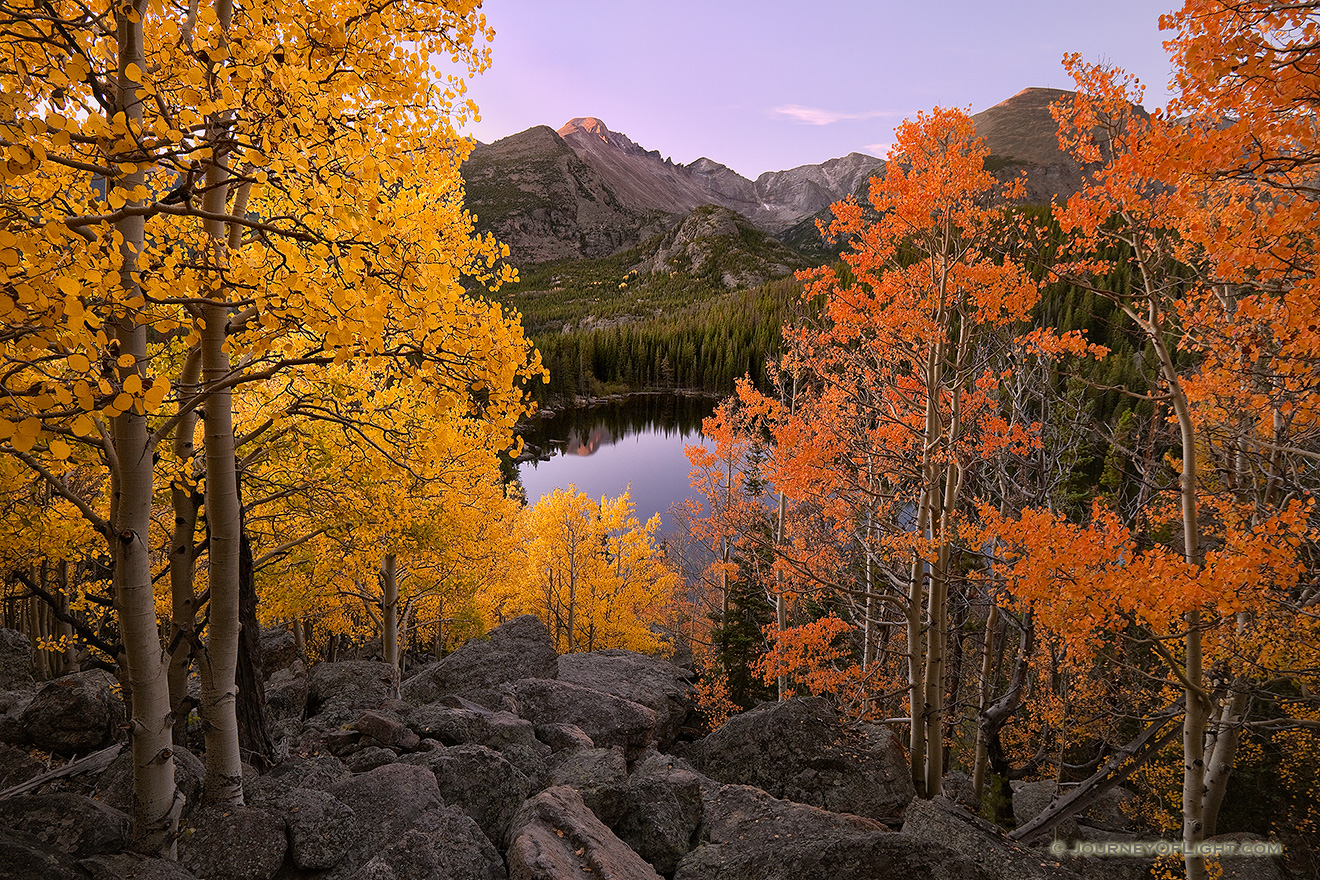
516 394 717 534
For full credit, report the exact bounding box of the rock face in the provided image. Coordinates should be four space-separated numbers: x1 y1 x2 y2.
507 786 663 880
692 697 914 823
305 660 397 724
676 783 986 880
359 806 506 880
631 206 806 293
902 797 1080 880
615 753 704 875
404 744 531 846
178 805 288 880
547 748 629 828
18 669 123 753
0 793 127 858
401 615 559 707
557 650 695 751
507 678 657 762
0 630 32 691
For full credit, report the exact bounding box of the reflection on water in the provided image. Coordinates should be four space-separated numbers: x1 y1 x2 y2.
517 394 718 534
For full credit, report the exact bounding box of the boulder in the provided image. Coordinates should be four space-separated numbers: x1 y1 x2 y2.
18 669 124 754
357 805 506 880
615 753 704 875
547 747 629 827
1206 832 1289 880
249 783 354 872
0 793 127 858
178 805 288 880
0 631 32 691
507 678 657 761
354 709 420 751
902 796 1080 880
0 743 44 789
264 662 308 723
325 763 444 860
401 615 558 706
557 650 694 749
0 827 84 880
692 697 913 823
0 692 31 745
403 744 530 845
79 852 197 879
536 723 596 755
343 745 400 773
258 625 300 678
406 703 546 756
508 785 663 880
95 744 205 821
306 660 397 725
260 754 348 791
675 784 986 880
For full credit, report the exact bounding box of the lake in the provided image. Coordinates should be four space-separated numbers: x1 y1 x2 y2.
516 394 718 535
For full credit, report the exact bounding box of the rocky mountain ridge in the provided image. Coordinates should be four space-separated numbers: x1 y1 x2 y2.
464 89 1106 272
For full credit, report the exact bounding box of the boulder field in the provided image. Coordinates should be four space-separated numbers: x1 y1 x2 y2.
0 616 1275 880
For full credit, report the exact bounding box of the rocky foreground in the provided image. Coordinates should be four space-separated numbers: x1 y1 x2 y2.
0 618 1287 880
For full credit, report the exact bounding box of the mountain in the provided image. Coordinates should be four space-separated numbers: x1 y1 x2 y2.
463 125 672 263
465 118 882 266
465 92 1121 273
973 87 1119 204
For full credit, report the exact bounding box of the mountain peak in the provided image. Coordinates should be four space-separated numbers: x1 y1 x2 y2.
558 117 613 139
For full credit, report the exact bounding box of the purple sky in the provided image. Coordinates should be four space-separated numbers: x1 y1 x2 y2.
461 0 1178 178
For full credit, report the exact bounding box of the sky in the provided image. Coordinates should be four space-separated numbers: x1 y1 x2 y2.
459 0 1179 178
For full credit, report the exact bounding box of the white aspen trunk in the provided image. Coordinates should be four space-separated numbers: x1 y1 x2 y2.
970 605 1000 805
112 1 180 852
195 0 243 802
1201 685 1247 837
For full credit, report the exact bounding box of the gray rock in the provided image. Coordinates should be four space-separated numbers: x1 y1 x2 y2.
403 744 530 845
261 754 348 791
259 626 300 678
358 805 506 880
0 827 84 880
406 703 546 755
178 804 288 880
507 679 656 762
1206 832 1288 880
557 650 694 749
354 709 420 752
250 783 354 872
692 697 914 823
902 796 1079 880
536 723 595 755
95 744 205 821
401 615 558 706
0 691 31 745
0 743 44 788
616 753 704 875
547 747 629 827
306 660 397 725
18 669 123 753
0 631 32 691
343 745 400 773
508 785 663 880
0 792 127 858
326 763 444 860
80 852 197 879
675 784 985 880
264 662 308 723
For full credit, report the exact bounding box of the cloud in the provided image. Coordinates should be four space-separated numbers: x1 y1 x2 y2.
864 143 894 157
772 105 897 126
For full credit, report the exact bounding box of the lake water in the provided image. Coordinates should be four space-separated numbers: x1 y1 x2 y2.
516 394 718 535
